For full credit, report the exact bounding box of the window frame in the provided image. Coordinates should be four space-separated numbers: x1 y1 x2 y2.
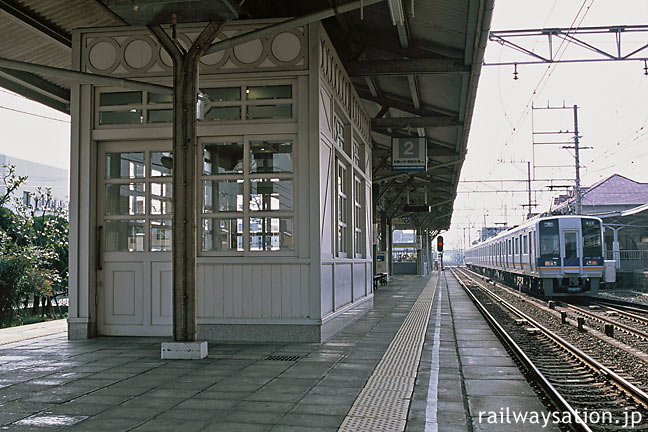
353 175 365 258
198 134 296 256
336 159 349 258
95 80 297 129
101 147 173 253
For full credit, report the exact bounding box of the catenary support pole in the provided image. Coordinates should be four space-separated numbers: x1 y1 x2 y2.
573 105 582 215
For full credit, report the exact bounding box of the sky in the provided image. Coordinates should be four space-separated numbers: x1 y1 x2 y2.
0 0 646 251
447 0 648 250
0 89 70 169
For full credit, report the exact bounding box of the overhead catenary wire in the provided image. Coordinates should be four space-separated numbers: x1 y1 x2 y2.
0 104 69 123
499 0 596 151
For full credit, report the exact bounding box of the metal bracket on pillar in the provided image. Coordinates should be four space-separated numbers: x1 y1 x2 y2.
149 21 225 345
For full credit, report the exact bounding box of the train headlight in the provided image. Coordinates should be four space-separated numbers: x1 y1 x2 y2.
585 259 599 266
543 259 559 266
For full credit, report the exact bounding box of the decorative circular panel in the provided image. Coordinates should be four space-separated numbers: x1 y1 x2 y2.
87 38 120 73
199 36 228 68
123 37 155 71
270 31 303 64
232 39 265 66
158 47 173 68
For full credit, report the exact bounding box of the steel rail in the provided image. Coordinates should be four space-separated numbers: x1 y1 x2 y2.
590 303 648 326
454 267 648 411
562 303 648 341
589 297 648 315
448 268 592 432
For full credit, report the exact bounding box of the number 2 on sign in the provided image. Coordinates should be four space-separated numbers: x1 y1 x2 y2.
403 141 414 156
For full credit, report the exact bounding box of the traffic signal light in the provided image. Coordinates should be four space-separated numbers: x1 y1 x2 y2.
437 236 444 252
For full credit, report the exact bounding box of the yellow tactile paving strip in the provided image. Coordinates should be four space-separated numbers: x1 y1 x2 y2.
339 275 438 431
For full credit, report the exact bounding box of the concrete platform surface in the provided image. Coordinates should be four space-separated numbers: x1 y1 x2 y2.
0 272 558 431
0 318 66 345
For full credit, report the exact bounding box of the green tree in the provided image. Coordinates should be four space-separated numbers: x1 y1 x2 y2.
1 164 27 208
0 165 69 324
11 186 68 315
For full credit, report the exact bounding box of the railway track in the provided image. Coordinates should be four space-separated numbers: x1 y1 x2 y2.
451 267 648 431
560 301 648 353
590 297 648 315
462 267 648 356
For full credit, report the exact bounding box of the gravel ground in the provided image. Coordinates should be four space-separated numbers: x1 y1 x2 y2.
599 289 648 305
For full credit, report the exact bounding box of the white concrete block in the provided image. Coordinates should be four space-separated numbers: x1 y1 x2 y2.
161 341 208 360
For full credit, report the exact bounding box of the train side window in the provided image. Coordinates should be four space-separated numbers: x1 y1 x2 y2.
523 235 528 254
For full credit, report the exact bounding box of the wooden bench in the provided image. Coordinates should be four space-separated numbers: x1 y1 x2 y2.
373 273 388 290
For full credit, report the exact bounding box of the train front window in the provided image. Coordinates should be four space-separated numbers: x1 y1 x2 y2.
540 236 559 255
539 219 559 256
582 219 602 257
564 232 578 259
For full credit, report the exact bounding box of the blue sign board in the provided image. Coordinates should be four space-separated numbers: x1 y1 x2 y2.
392 137 427 171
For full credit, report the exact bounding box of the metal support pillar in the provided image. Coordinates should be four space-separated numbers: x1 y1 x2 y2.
416 227 422 276
380 211 388 252
610 226 623 269
150 22 225 342
387 218 393 276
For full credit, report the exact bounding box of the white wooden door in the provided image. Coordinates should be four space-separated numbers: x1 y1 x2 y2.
97 141 173 336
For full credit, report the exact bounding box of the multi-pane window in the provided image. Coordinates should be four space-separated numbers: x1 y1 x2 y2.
334 116 345 150
333 111 368 260
337 162 348 256
97 84 293 126
201 137 294 253
353 140 362 169
103 151 172 252
353 176 364 257
201 141 244 252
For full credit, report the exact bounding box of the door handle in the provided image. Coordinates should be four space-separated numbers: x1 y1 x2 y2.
97 225 103 271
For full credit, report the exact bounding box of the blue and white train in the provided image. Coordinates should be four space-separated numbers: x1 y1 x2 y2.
464 215 604 296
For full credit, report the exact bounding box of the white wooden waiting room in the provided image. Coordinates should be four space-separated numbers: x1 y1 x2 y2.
67 20 373 342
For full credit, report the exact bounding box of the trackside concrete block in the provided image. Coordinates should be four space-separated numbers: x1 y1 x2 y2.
161 341 208 359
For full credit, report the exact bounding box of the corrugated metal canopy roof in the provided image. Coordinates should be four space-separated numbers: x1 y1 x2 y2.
0 0 493 232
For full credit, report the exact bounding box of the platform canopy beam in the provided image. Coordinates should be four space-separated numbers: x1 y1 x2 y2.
346 58 470 77
355 86 458 117
372 116 463 129
204 0 385 56
0 74 68 112
0 57 173 96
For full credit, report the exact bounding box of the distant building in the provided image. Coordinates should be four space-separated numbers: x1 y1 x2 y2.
0 154 69 213
552 174 648 215
549 174 648 284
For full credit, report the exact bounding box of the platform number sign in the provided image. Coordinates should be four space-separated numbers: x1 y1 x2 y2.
392 137 427 171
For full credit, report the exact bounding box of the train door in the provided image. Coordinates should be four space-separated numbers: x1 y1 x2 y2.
96 142 173 336
561 227 582 274
529 231 535 272
507 239 511 268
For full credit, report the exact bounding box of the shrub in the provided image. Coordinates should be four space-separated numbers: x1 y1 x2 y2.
0 253 28 325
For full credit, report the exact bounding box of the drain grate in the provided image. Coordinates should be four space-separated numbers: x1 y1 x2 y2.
264 355 301 362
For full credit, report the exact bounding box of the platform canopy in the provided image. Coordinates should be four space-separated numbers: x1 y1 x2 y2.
0 0 492 231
